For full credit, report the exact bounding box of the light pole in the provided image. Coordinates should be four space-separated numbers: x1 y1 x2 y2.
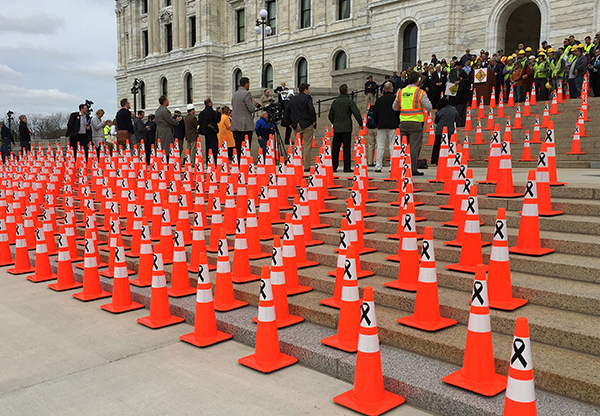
131 78 141 114
255 9 272 88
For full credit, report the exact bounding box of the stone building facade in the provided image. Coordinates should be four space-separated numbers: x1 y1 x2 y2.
115 0 599 112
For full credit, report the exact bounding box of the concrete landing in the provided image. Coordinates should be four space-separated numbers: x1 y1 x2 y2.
0 268 431 416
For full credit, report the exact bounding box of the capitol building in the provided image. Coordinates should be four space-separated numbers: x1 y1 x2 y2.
115 0 599 111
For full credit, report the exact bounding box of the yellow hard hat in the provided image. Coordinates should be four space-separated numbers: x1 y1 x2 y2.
547 48 554 53
518 49 525 54
525 47 532 52
578 43 585 49
546 82 552 90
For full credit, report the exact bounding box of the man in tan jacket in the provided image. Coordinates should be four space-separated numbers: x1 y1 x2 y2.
183 103 199 166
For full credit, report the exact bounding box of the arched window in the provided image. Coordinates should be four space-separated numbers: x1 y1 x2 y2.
233 69 243 91
297 58 308 85
334 51 347 71
139 81 146 109
402 22 418 70
161 77 168 97
264 64 274 89
185 73 193 104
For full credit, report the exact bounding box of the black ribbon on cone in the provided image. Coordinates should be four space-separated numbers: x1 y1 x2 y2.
511 338 528 367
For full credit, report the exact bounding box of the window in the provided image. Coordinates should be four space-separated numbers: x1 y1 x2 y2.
297 58 308 85
142 30 149 57
165 0 171 6
266 1 277 35
165 23 173 52
185 73 193 104
402 22 418 70
264 64 274 89
189 16 197 47
141 0 148 14
338 0 350 20
140 81 146 109
233 69 243 91
161 78 168 97
300 0 311 28
236 9 245 43
334 51 347 70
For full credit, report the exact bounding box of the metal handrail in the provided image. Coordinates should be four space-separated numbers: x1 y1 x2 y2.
316 88 378 117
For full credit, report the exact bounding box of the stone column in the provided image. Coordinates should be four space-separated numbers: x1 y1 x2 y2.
178 0 187 49
150 0 160 55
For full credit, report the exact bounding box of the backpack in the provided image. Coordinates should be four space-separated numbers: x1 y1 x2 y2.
365 106 377 129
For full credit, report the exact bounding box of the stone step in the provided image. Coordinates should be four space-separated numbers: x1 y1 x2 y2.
25 245 600 416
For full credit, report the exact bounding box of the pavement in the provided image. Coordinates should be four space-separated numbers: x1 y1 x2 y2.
0 268 433 416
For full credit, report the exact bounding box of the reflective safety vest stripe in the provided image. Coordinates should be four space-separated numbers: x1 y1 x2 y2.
398 85 424 122
504 63 514 81
534 61 547 78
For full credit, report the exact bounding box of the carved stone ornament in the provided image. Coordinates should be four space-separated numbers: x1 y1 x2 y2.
158 9 173 24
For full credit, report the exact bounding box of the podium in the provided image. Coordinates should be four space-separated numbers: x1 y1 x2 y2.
473 68 496 106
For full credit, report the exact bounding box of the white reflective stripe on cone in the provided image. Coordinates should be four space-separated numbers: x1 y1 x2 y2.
522 204 538 217
336 254 345 268
234 239 247 250
506 377 536 403
84 256 98 268
490 246 509 262
282 245 296 257
464 220 480 233
258 305 276 322
114 266 128 279
271 270 285 285
402 237 417 251
341 286 360 302
499 159 512 169
153 273 167 288
217 261 230 274
467 312 491 333
173 250 187 262
140 244 153 254
196 288 213 303
246 217 258 227
293 224 304 236
58 251 70 261
418 267 437 283
192 230 205 240
358 333 380 353
536 171 549 182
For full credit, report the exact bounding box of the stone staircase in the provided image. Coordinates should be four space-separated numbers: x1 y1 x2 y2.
302 95 600 169
44 172 600 416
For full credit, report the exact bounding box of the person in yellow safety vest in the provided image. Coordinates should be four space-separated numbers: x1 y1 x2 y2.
392 70 433 176
584 36 594 55
502 56 515 100
547 48 566 95
533 52 549 100
517 49 527 64
525 46 533 59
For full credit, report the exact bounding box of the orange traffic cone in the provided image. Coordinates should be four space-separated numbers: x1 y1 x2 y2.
0 213 14 266
281 218 313 295
518 132 535 161
334 286 405 415
320 228 349 309
566 127 585 155
446 186 489 273
503 317 537 416
486 141 523 198
287 212 318 268
488 208 527 310
398 227 457 331
180 251 233 347
26 221 58 282
206 191 224 252
321 245 361 352
213 228 248 311
156 207 174 264
478 128 501 184
7 218 35 275
253 236 304 328
531 116 541 143
442 265 508 396
485 107 495 130
523 93 531 116
257 184 276 240
72 231 112 301
168 223 196 297
101 242 145 313
231 208 261 284
48 228 83 291
536 148 562 216
130 220 153 287
137 252 186 328
384 206 420 291
245 190 271 260
238 265 298 372
188 212 216 273
509 170 554 256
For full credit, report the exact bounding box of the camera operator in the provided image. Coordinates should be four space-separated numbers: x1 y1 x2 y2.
283 83 316 172
255 110 273 157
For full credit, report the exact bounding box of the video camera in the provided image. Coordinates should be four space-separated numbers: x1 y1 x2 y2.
263 101 284 126
85 99 94 117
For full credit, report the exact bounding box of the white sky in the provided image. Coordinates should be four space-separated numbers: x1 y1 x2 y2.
0 1 117 118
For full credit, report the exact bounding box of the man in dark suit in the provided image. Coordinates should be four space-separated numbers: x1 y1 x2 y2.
115 98 134 147
66 103 91 161
431 64 447 107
